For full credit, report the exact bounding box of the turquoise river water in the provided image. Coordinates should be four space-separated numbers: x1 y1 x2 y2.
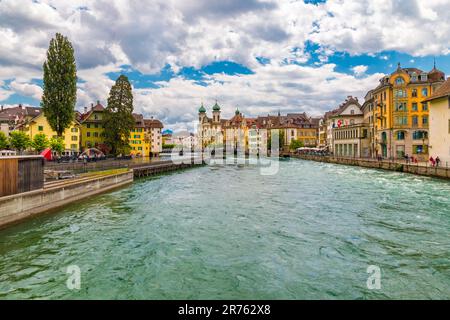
0 159 449 299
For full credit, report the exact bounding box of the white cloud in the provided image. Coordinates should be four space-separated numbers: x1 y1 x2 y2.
352 65 368 76
9 81 43 101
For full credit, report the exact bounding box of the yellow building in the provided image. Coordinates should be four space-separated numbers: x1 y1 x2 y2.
129 113 150 157
425 78 450 165
372 63 445 160
80 102 105 150
17 111 81 155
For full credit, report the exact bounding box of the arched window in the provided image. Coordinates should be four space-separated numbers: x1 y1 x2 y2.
395 77 405 85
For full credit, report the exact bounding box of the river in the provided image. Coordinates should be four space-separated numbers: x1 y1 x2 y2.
0 159 449 299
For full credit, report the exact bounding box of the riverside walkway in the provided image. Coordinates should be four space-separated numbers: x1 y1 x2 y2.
292 154 450 179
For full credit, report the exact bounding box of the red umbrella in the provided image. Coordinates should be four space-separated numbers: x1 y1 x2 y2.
41 148 53 161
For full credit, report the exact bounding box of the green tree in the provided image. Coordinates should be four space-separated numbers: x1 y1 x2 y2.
103 75 135 156
9 131 30 153
31 133 49 153
290 139 304 151
0 131 8 150
49 137 65 155
41 33 77 137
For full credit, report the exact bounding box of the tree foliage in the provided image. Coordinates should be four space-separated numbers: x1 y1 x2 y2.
103 75 135 156
41 33 77 137
31 133 49 153
290 139 304 151
9 131 30 153
0 131 8 150
50 137 65 155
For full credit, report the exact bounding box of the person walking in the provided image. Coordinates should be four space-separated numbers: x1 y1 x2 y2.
429 156 435 167
436 156 441 167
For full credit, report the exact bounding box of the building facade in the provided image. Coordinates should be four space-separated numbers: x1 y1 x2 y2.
17 111 81 155
80 102 106 151
426 78 450 165
372 63 445 160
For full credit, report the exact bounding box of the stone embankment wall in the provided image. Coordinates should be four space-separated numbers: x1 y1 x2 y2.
292 155 450 179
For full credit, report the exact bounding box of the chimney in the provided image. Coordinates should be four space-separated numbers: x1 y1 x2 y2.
1 105 3 111
19 104 23 109
97 100 100 105
91 103 94 111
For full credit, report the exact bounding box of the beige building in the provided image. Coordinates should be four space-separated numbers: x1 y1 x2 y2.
329 97 370 157
426 78 450 166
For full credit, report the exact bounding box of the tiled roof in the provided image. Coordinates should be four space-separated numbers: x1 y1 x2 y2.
424 78 450 102
144 119 164 129
0 105 41 122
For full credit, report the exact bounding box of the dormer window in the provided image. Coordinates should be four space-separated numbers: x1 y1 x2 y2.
411 72 418 82
420 73 428 81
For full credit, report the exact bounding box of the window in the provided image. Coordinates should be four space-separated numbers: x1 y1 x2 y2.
413 131 428 140
396 131 405 140
87 132 91 137
412 116 418 126
420 74 428 82
71 128 78 133
87 124 91 128
412 103 418 111
395 102 407 112
422 102 428 111
351 110 355 115
38 126 44 131
421 88 428 97
395 77 405 85
94 132 99 137
422 116 428 126
350 119 355 125
412 89 417 97
394 89 407 98
395 116 408 126
71 136 78 141
95 124 99 128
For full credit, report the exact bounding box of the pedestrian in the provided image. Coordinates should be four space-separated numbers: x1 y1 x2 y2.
436 156 441 167
429 156 435 167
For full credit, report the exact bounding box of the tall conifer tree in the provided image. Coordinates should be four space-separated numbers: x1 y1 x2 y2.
104 75 135 155
41 33 77 137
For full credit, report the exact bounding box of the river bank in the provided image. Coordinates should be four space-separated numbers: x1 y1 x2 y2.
0 160 202 229
290 154 450 180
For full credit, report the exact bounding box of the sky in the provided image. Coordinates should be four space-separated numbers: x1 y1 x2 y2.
1 0 449 132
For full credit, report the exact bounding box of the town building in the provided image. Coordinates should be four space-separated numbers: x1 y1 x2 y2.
0 105 41 135
328 97 369 157
144 118 164 156
79 102 163 157
371 63 445 160
16 110 81 155
129 114 150 156
79 102 106 151
425 77 450 166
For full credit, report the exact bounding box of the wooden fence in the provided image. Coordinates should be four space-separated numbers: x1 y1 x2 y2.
0 156 44 197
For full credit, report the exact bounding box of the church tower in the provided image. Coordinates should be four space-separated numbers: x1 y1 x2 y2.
212 100 221 123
